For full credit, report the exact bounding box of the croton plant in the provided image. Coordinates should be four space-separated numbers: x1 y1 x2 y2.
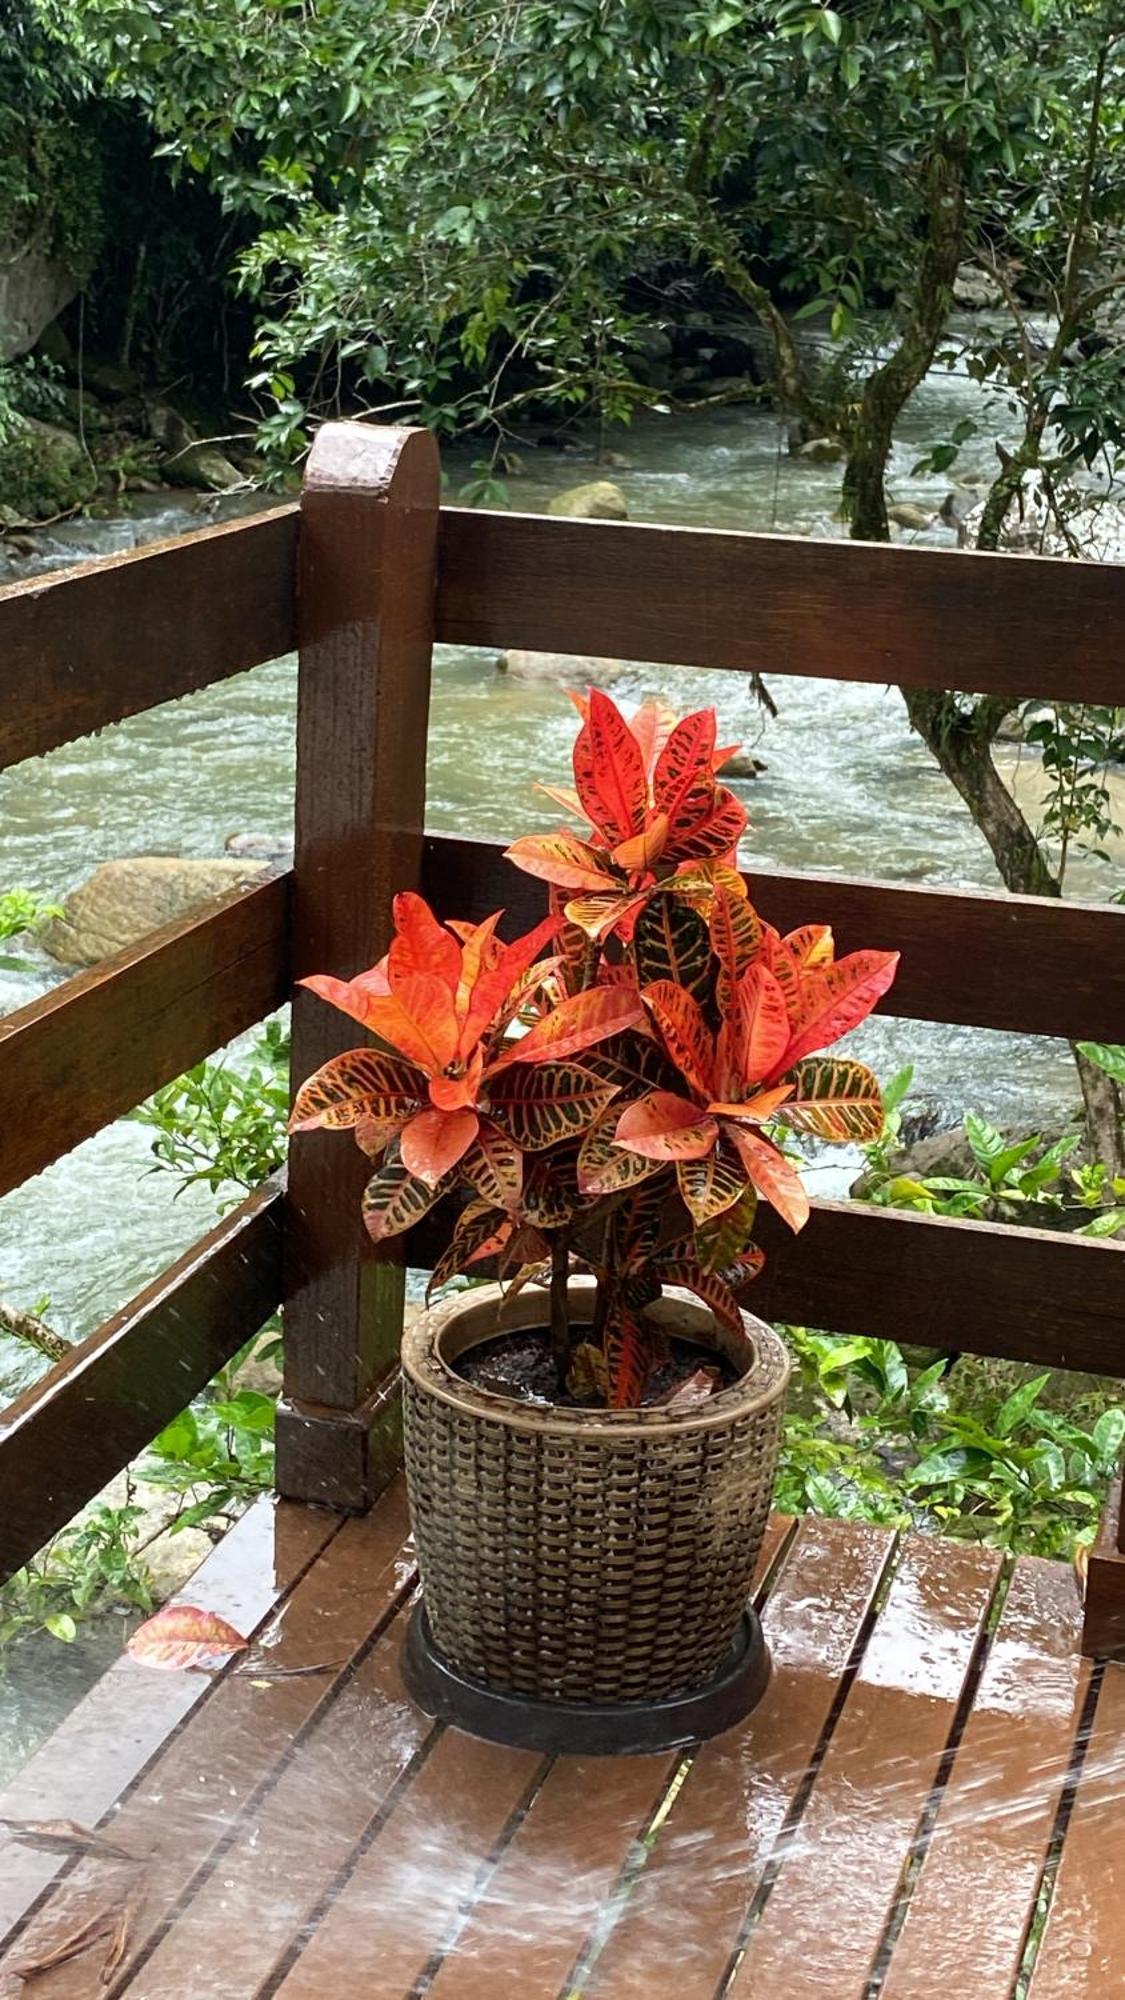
290 690 898 1407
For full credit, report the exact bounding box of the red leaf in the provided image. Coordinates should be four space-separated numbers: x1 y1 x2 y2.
611 812 670 873
562 890 649 941
427 1047 485 1111
777 949 900 1070
614 1089 718 1161
642 981 716 1098
653 708 718 829
709 883 764 1013
606 1302 651 1408
667 784 748 863
628 698 678 781
504 831 620 892
780 923 835 971
384 968 459 1070
487 983 644 1072
459 913 562 1057
656 1262 748 1341
127 1606 248 1672
389 892 462 993
573 687 648 846
725 1124 810 1232
729 962 792 1092
399 1107 480 1186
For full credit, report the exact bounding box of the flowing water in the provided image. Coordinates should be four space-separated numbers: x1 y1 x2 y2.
0 333 1117 1780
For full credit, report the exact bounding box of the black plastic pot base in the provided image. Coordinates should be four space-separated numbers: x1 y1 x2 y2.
402 1601 771 1756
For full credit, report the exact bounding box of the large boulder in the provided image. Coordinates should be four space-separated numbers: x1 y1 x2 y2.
0 241 81 362
146 401 244 492
0 415 94 522
796 436 844 464
888 502 934 531
953 262 1004 309
546 480 628 521
41 856 270 967
495 649 631 687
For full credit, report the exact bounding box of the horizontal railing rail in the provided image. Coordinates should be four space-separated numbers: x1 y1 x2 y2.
0 1181 283 1582
0 430 1122 1560
4 503 1123 773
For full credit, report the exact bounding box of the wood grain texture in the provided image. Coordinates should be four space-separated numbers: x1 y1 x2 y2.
1027 1655 1125 1999
880 1558 1089 2000
436 507 1125 701
0 1497 338 1948
421 833 1125 1044
0 874 289 1200
0 1183 283 1582
0 507 297 772
281 423 440 1506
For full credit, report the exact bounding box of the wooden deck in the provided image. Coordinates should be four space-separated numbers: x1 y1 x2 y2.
1 1486 1120 2000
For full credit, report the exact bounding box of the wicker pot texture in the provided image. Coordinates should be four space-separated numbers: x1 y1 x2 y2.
401 1279 791 1707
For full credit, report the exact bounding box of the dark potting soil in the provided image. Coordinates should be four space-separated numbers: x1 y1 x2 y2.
456 1327 739 1409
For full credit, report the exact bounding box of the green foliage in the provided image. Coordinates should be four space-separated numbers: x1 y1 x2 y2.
143 1383 276 1532
0 1 103 265
132 1018 289 1203
0 886 62 974
0 1502 152 1651
780 1329 1123 1557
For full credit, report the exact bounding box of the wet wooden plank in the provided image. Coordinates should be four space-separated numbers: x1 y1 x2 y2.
0 1498 338 1947
415 1516 800 2000
117 1613 433 2000
281 424 439 1509
0 507 298 772
435 507 1125 703
880 1558 1088 2000
582 1517 893 2000
725 1535 1002 1998
0 874 290 1201
0 1491 414 1997
421 834 1125 1046
0 1184 283 1583
1026 1658 1125 1998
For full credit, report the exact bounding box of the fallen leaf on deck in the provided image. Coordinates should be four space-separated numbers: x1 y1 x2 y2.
0 1819 136 1863
236 1657 346 1682
15 1906 120 1976
127 1605 249 1671
100 1903 132 1983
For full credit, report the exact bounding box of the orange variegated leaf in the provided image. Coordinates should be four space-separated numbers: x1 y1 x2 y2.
778 949 900 1070
461 1120 524 1209
399 1106 480 1187
675 1149 748 1225
612 812 670 873
562 890 648 941
504 830 620 893
642 980 716 1098
709 884 764 1013
606 1301 651 1408
573 687 648 846
487 983 644 1072
362 1152 444 1242
777 1057 884 1143
707 1083 794 1121
427 1047 485 1111
127 1606 248 1671
628 697 679 781
731 961 792 1092
669 783 748 862
534 780 585 819
384 967 459 1070
652 708 718 828
327 988 447 1074
458 912 561 1056
614 1089 718 1162
578 1108 665 1195
289 1049 424 1133
780 922 835 971
696 1183 758 1274
633 897 711 1003
725 1124 810 1232
389 891 461 993
354 1115 410 1158
484 1061 617 1150
426 1202 513 1298
298 967 393 1030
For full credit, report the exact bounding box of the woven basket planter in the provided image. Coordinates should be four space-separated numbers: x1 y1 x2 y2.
401 1278 790 1710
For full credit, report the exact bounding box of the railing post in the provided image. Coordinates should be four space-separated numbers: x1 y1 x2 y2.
276 422 440 1510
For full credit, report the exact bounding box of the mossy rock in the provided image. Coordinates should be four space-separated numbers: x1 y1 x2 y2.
0 414 95 522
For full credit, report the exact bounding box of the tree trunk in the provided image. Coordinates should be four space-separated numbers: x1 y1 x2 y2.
844 144 966 540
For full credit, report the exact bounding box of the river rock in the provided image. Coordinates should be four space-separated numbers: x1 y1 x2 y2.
628 324 674 362
953 262 1004 309
722 750 767 779
225 831 293 862
41 856 270 967
0 240 81 362
146 401 244 492
797 436 844 464
495 649 631 687
0 415 95 522
888 502 934 531
546 480 628 520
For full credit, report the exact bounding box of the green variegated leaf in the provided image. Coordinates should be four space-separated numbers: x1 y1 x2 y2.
362 1150 443 1242
655 1260 748 1342
633 895 712 1002
584 1032 680 1096
485 1062 618 1151
426 1202 513 1298
577 1110 664 1195
289 1048 424 1132
675 1149 748 1225
709 886 764 1014
696 1184 758 1273
461 1120 523 1207
521 1149 580 1227
778 1057 884 1142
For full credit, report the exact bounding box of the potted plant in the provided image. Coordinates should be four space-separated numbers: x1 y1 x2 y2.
289 688 898 1752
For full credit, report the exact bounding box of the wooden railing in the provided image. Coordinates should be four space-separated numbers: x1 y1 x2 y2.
0 421 1122 1589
